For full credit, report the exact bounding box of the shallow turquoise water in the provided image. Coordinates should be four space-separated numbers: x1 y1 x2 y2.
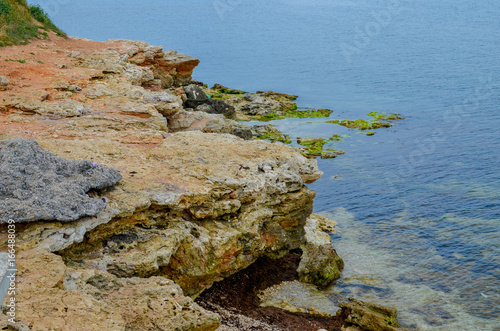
31 0 500 329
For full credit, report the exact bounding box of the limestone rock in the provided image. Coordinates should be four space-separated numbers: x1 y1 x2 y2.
0 37 326 329
338 298 401 331
12 250 126 330
168 110 232 134
38 100 91 118
258 280 339 316
310 213 338 234
0 76 9 90
0 138 122 223
297 214 344 287
26 132 323 296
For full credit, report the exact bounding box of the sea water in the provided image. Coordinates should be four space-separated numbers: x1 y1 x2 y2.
31 0 500 329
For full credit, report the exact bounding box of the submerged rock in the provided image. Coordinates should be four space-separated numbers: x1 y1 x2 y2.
338 298 401 331
258 280 340 316
0 138 122 223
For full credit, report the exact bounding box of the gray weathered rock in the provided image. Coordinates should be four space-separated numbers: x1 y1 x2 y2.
230 122 253 140
0 138 122 223
0 76 10 87
297 214 344 287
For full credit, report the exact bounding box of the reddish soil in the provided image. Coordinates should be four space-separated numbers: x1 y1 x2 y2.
196 250 344 331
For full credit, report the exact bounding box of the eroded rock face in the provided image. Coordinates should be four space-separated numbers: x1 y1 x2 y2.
49 132 322 297
0 130 323 329
0 37 328 330
0 138 122 223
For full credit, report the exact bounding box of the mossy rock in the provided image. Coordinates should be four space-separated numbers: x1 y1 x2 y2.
327 112 404 131
255 132 291 144
338 298 401 331
211 83 246 94
257 108 332 121
296 137 345 159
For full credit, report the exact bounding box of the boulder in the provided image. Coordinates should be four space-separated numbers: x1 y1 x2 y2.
338 298 401 331
0 138 122 223
184 85 209 101
297 214 344 287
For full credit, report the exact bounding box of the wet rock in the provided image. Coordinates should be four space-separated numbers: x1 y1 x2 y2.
338 298 401 331
0 138 122 223
297 214 344 287
252 124 292 144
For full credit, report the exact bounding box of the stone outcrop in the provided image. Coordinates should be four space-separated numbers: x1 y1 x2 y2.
297 214 344 287
0 37 341 330
0 138 122 223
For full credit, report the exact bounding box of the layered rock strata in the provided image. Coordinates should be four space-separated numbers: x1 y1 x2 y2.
0 37 338 330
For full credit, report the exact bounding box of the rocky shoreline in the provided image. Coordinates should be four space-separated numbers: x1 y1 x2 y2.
0 36 401 330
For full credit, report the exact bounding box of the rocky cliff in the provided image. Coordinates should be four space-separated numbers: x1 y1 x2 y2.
0 37 348 330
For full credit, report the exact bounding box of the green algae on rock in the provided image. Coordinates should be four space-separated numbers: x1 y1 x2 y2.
257 108 333 121
297 136 346 159
252 124 292 144
211 83 246 94
327 112 403 131
367 111 404 121
199 84 330 121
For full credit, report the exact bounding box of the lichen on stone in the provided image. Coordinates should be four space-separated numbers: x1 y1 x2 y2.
0 138 122 223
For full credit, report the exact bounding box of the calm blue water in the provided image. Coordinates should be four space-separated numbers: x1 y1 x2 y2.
32 0 500 329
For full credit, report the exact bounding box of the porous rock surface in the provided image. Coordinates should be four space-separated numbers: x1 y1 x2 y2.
0 138 122 223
